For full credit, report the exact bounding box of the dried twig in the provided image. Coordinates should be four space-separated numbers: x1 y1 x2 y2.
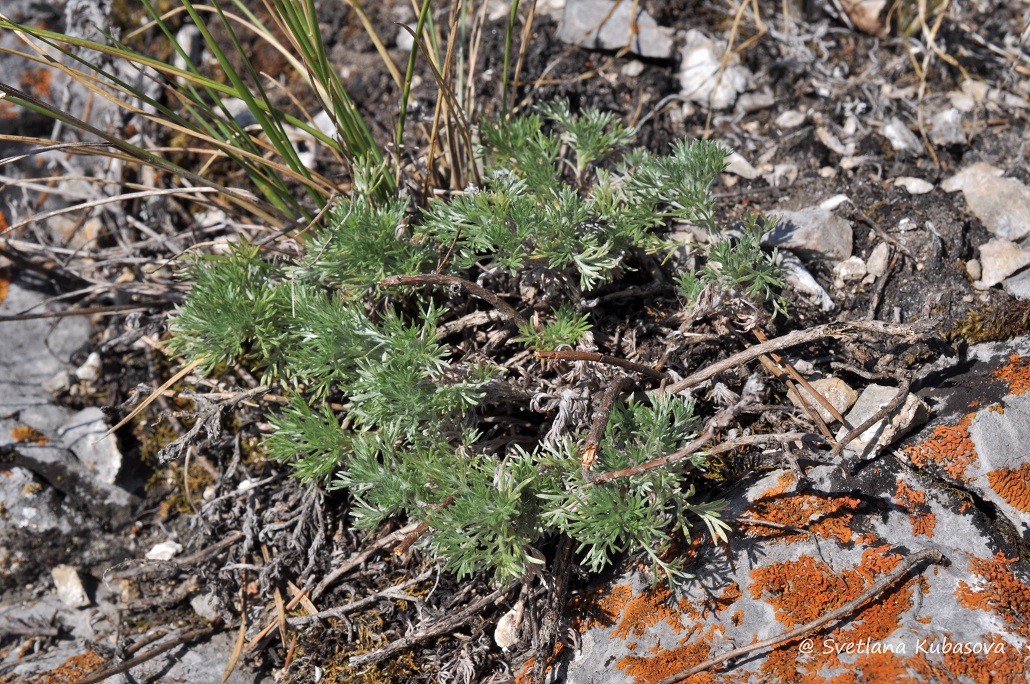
380 274 528 327
586 402 747 485
581 375 631 469
312 521 422 600
76 619 226 684
655 548 947 684
536 350 670 383
348 584 514 668
289 568 436 626
656 321 923 397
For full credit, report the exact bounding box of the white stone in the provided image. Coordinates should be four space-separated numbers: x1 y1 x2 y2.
494 605 520 651
146 540 183 561
930 108 964 146
819 194 851 211
881 117 923 156
766 163 798 188
867 243 891 278
74 352 101 382
974 238 1030 289
191 592 221 621
942 163 1030 242
42 370 71 394
816 127 850 156
837 385 930 459
724 152 759 180
621 60 645 77
894 177 934 195
788 377 859 424
966 258 982 281
736 87 774 113
834 256 867 283
775 110 806 128
52 565 89 609
678 29 751 110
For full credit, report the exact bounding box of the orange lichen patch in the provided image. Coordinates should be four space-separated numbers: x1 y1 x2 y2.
743 493 862 545
610 585 691 639
909 513 936 537
9 425 47 445
955 552 1030 639
903 414 977 482
751 546 925 675
716 582 741 611
894 480 926 508
615 627 717 684
988 404 1005 414
21 67 53 100
820 651 919 684
568 584 633 633
995 354 1030 396
894 480 935 537
10 650 107 683
761 470 798 498
0 265 8 305
941 633 1030 683
986 463 1030 512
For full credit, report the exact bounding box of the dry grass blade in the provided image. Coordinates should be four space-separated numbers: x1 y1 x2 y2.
101 357 206 442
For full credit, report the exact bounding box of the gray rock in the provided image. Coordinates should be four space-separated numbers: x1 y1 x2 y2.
867 242 891 278
191 592 222 621
930 107 964 146
0 283 91 413
836 384 929 459
942 162 1030 242
51 564 89 609
973 237 1030 289
678 30 752 110
559 0 673 59
1003 268 1030 299
736 87 774 113
59 407 121 485
763 207 854 261
833 255 867 284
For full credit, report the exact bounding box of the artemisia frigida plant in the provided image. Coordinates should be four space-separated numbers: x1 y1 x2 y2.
167 101 785 584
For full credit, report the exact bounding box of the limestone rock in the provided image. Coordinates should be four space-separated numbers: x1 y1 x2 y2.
559 0 673 59
678 30 752 110
837 384 929 459
942 162 1030 242
974 238 1030 289
762 207 853 261
51 565 89 609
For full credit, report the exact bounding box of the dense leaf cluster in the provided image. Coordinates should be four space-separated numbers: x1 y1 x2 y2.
168 102 783 584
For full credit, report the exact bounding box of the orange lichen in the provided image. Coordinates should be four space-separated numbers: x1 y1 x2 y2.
987 463 1030 512
894 480 935 537
751 546 925 676
940 633 1030 683
569 584 632 633
955 552 1030 639
0 265 8 305
903 414 977 482
743 493 862 545
611 585 689 639
995 354 1030 396
909 513 936 537
10 425 47 445
4 650 107 684
615 627 716 684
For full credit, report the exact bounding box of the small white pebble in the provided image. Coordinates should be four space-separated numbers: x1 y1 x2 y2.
146 541 183 561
